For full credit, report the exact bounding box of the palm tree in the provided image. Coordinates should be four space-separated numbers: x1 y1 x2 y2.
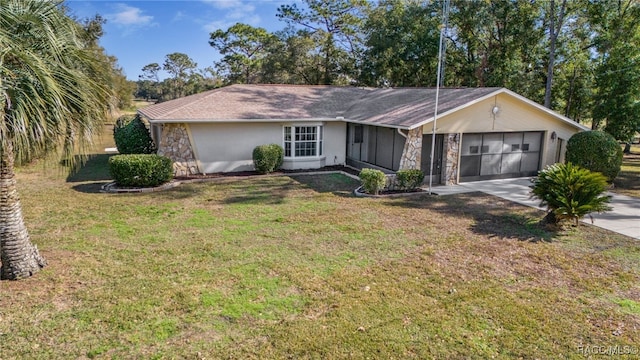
0 0 114 279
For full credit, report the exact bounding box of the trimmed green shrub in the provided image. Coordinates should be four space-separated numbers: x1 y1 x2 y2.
109 154 173 187
113 114 156 154
531 162 611 226
565 131 623 182
252 144 284 174
395 169 425 191
359 168 387 195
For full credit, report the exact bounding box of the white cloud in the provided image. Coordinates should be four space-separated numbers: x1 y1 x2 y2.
172 10 186 22
201 0 260 32
109 4 153 26
203 14 260 32
204 20 234 32
203 0 253 11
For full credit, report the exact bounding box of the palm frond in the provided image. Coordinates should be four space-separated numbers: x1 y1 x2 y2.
1 0 114 169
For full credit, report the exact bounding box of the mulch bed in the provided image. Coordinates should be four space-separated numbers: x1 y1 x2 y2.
102 166 362 194
174 165 360 180
354 186 428 198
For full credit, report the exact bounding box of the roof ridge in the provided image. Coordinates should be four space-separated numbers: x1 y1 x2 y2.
237 83 371 89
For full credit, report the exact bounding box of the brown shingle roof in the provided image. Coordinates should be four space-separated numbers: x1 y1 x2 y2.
344 87 501 128
138 84 503 129
139 84 372 121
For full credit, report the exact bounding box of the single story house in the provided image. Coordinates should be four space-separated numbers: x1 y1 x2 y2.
138 84 589 185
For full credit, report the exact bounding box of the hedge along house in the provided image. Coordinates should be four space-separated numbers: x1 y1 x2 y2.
138 84 589 184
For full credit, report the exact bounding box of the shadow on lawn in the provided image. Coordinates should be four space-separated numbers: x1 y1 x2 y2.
291 173 361 196
71 182 109 193
614 152 640 194
65 154 112 182
152 183 205 200
221 177 296 205
384 192 556 242
66 154 113 194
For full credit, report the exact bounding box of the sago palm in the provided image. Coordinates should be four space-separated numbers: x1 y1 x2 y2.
0 0 113 279
531 162 612 227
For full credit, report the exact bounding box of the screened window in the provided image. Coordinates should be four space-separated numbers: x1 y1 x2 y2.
284 126 323 158
354 125 364 143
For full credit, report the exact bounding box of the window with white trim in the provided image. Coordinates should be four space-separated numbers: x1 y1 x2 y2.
284 125 323 157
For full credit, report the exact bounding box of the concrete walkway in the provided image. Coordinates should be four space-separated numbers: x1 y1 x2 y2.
430 177 640 239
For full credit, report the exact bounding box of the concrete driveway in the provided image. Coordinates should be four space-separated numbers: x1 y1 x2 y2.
432 177 640 239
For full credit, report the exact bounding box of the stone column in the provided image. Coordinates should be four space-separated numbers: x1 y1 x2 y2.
157 124 199 176
445 133 460 185
398 126 423 170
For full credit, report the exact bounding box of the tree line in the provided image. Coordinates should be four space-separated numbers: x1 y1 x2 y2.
136 0 640 146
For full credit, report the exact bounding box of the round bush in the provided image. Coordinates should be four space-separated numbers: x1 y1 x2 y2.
109 154 173 187
113 114 156 154
395 169 425 191
253 144 284 174
565 131 622 181
359 168 387 195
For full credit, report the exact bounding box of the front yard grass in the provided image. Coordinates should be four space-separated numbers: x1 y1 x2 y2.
1 145 640 358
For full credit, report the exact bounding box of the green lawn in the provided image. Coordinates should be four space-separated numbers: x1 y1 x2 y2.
1 142 640 358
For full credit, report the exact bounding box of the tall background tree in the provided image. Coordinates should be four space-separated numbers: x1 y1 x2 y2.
209 23 276 84
137 59 219 102
277 0 370 85
451 0 545 100
138 63 162 101
0 0 115 279
588 0 640 152
543 0 569 108
361 0 441 87
550 5 595 123
261 27 325 84
163 52 197 100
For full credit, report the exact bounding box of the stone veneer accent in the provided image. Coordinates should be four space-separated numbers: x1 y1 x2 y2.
445 133 460 185
398 126 423 170
157 124 199 176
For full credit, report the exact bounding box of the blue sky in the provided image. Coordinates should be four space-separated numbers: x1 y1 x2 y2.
66 1 290 80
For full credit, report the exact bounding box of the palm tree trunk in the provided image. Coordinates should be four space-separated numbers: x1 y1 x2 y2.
0 141 47 280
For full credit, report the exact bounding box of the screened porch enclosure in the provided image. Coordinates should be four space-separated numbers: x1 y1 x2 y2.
346 124 405 171
346 123 445 181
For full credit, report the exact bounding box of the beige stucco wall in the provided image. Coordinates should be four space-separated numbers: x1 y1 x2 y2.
188 121 346 173
425 93 583 172
319 121 347 167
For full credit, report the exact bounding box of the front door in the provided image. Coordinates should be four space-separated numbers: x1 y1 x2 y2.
421 134 444 184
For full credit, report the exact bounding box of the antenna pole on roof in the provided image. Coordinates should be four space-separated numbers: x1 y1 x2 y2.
428 0 450 195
